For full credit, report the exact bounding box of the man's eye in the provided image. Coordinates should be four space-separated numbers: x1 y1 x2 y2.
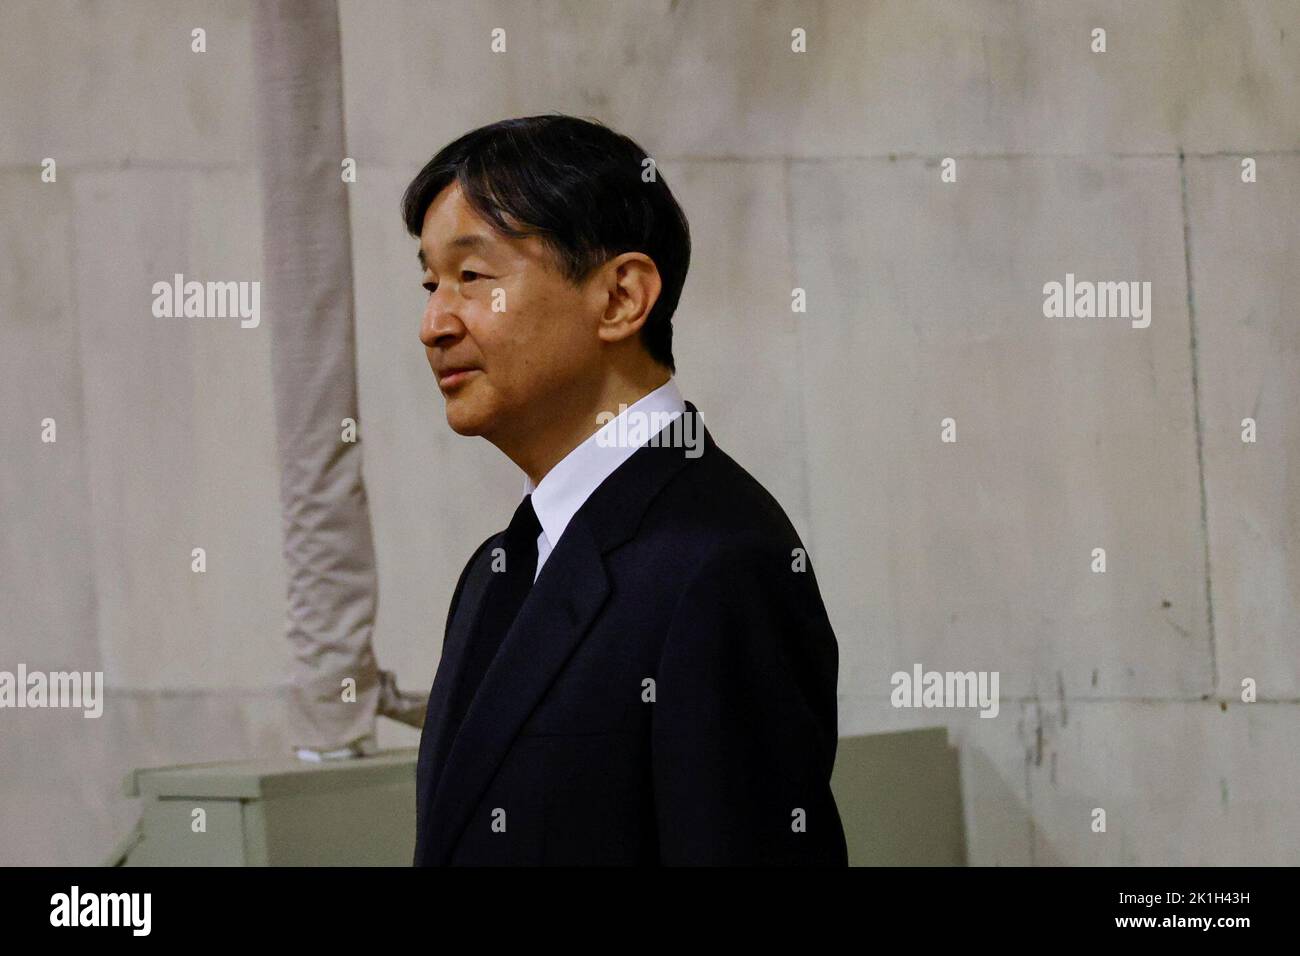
461 270 486 282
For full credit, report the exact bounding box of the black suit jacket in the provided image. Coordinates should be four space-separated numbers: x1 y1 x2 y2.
414 402 847 865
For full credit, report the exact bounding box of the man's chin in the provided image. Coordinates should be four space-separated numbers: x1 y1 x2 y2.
444 402 490 437
447 419 485 437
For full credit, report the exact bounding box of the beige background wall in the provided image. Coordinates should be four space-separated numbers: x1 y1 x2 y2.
1 0 1296 864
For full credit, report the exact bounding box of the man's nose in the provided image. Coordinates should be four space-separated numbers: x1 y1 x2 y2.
419 290 464 350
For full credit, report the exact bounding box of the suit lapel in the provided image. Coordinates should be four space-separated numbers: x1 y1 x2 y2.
423 518 610 864
420 403 714 864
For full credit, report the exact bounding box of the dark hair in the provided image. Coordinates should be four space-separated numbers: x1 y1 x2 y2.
401 114 690 373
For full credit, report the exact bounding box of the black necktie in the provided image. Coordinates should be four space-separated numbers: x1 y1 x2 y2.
444 494 542 736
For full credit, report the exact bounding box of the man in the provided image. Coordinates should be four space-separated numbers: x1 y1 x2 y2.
405 114 847 865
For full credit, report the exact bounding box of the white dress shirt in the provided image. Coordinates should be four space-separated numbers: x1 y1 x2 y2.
522 377 686 582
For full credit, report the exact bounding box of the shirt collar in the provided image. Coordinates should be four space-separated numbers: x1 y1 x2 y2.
522 377 686 548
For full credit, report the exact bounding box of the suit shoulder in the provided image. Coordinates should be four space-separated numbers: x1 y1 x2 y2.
651 440 807 566
451 530 500 599
462 531 500 575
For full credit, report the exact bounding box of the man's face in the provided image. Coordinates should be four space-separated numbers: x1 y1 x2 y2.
417 182 603 440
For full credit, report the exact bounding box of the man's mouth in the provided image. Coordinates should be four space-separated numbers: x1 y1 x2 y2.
437 367 480 389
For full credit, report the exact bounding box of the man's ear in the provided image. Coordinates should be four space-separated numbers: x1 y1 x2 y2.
596 252 662 345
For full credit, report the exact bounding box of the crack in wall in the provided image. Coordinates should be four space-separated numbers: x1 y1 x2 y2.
1178 149 1220 695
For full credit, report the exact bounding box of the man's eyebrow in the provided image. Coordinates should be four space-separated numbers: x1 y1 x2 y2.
418 234 493 270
